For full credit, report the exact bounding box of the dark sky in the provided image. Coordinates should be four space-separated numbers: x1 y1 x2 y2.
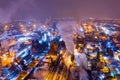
0 0 120 22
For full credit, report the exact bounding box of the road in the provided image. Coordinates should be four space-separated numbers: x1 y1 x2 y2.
27 54 71 80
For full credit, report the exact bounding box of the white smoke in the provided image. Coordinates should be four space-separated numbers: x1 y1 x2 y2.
0 3 15 23
57 20 77 54
0 0 36 23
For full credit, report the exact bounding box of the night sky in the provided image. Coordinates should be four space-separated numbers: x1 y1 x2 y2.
0 0 120 22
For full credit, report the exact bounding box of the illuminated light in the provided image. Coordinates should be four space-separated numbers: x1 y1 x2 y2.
43 25 47 30
103 56 109 60
78 43 83 47
117 50 120 52
4 25 9 30
48 43 50 46
59 38 63 41
0 52 15 67
99 74 105 79
101 66 109 73
115 68 120 74
101 27 106 30
24 32 31 36
114 56 120 61
42 33 47 42
20 24 24 27
16 46 31 58
47 32 51 36
17 37 32 43
23 60 26 63
110 71 116 78
43 25 46 28
33 24 36 27
38 40 42 44
104 30 110 35
14 62 18 65
80 28 84 32
94 36 98 39
32 24 37 29
106 41 112 48
21 51 29 58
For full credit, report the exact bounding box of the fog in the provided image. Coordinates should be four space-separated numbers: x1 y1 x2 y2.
0 0 120 23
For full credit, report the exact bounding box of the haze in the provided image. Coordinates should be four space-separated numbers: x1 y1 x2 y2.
0 0 120 22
